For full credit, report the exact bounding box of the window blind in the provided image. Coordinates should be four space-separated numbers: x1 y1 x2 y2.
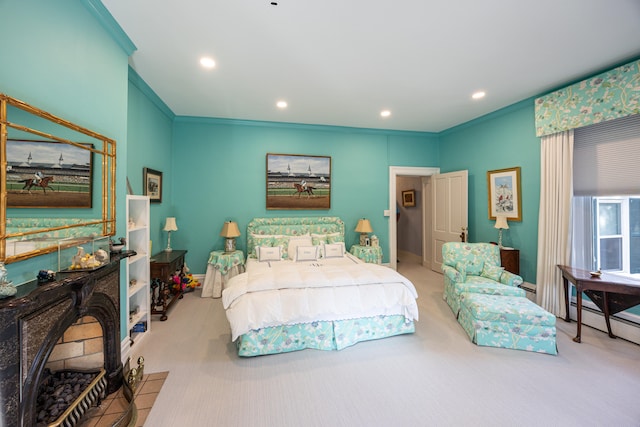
573 114 640 196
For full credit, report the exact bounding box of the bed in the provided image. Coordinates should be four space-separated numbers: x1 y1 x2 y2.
221 217 419 357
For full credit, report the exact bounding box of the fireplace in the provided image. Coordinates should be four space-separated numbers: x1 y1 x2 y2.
0 253 130 427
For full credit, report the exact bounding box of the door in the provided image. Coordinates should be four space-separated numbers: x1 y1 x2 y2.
432 170 468 272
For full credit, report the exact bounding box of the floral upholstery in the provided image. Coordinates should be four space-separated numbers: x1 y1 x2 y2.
458 293 557 355
442 242 524 317
246 217 344 259
235 314 415 357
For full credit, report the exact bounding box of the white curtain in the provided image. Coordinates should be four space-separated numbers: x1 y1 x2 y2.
536 130 574 317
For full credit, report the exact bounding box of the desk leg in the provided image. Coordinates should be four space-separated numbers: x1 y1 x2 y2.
602 292 616 339
563 277 571 322
573 287 582 343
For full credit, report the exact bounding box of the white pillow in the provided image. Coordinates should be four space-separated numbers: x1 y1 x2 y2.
295 245 319 262
323 242 345 258
287 234 312 260
257 246 281 262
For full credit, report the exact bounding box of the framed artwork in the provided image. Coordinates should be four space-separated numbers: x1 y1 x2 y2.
487 166 522 221
143 167 163 203
266 153 331 210
5 139 93 208
402 190 416 207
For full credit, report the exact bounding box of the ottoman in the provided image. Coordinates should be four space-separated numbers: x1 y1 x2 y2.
458 293 557 355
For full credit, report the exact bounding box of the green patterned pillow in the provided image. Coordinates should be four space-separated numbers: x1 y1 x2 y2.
481 264 504 281
271 236 290 259
465 259 484 276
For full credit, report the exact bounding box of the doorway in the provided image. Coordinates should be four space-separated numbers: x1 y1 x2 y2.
389 167 439 271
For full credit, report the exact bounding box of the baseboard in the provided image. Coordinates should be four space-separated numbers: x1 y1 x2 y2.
568 299 640 345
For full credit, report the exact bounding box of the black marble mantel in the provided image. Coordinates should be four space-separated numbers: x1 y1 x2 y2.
0 252 132 427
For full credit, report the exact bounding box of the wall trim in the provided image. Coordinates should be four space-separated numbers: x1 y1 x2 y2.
82 0 136 56
128 66 175 120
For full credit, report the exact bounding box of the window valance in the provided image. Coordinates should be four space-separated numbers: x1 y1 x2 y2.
534 59 640 137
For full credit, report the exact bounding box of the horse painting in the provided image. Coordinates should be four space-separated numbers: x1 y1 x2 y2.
293 183 314 198
19 176 55 194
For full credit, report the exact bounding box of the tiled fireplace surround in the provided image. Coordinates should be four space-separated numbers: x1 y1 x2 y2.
0 255 128 427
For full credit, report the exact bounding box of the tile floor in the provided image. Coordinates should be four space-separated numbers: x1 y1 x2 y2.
81 371 168 427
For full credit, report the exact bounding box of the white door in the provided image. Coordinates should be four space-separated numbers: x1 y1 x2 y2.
432 170 468 272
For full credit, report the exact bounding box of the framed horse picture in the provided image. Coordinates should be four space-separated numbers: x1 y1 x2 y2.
266 153 331 210
5 140 93 208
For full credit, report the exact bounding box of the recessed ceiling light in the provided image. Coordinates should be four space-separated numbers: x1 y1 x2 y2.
276 100 288 109
472 91 486 100
199 57 216 69
380 110 391 117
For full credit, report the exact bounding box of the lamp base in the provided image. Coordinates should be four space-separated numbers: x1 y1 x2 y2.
224 238 236 253
359 233 368 246
165 231 173 252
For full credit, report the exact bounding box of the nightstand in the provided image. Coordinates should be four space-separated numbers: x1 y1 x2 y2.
202 250 245 298
350 245 383 264
500 248 520 275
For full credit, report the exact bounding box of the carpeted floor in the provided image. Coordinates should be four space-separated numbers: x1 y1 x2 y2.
81 371 168 427
131 257 640 426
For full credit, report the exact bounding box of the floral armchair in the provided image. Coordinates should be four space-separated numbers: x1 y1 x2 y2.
442 242 525 317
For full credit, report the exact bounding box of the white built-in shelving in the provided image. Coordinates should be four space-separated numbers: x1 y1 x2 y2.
125 195 151 350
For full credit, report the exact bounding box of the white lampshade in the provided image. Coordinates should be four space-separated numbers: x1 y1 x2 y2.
220 221 241 238
163 217 178 232
355 218 373 233
494 216 509 230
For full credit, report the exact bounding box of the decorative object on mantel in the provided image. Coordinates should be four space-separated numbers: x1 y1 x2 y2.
355 218 373 246
163 217 178 252
37 270 56 283
0 262 16 299
494 216 509 248
110 237 127 253
220 221 241 253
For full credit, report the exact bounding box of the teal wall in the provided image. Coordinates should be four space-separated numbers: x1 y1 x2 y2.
126 70 175 252
1 0 131 338
439 100 541 283
170 119 440 270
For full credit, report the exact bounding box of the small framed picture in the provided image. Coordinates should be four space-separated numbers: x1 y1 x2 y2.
143 167 162 203
402 190 416 207
487 166 521 221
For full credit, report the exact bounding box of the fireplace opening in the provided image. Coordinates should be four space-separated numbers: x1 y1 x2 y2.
35 315 108 426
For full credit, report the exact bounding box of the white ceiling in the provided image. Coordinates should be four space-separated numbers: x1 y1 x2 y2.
102 0 640 132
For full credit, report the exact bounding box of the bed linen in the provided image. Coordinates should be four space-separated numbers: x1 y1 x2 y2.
222 254 419 355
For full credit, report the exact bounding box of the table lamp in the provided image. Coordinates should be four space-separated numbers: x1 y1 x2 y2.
164 217 178 252
220 221 241 253
355 218 373 246
494 215 509 248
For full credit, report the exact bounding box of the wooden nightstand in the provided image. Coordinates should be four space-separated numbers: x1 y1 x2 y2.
500 248 520 275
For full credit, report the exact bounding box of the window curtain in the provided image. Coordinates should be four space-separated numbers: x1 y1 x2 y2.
536 130 573 317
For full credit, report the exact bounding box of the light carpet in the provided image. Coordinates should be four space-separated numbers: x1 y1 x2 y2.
132 260 640 427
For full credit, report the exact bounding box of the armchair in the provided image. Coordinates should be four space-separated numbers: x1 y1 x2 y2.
442 242 525 317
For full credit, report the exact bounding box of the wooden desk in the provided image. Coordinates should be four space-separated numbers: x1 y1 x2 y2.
558 265 640 343
150 250 187 321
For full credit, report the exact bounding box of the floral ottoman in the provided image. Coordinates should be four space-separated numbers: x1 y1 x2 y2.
458 293 557 355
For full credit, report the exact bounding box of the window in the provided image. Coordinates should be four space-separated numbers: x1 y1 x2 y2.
591 196 640 276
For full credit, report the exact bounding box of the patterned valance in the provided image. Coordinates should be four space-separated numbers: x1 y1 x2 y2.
535 60 640 137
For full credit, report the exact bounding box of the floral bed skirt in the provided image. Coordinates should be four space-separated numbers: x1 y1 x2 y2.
236 315 415 357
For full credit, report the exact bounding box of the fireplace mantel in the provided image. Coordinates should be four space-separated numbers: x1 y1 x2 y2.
0 252 131 427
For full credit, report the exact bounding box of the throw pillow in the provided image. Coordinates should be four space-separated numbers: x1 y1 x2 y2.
323 242 345 258
257 246 281 262
481 264 504 281
295 245 319 261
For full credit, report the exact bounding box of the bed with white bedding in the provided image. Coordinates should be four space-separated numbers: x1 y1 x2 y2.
222 217 419 357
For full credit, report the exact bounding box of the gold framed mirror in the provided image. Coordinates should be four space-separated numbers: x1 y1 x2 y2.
0 94 116 264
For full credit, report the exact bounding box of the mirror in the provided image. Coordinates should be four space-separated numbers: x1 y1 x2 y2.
0 93 116 264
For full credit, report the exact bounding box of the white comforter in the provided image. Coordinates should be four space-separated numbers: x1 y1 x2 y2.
222 254 419 341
